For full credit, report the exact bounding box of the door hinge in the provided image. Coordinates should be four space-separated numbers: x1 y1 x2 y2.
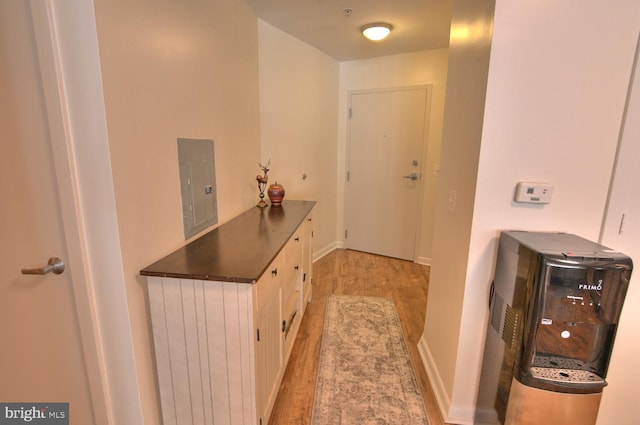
346 171 350 182
619 213 626 235
345 229 348 239
348 108 352 119
303 272 306 282
257 328 260 342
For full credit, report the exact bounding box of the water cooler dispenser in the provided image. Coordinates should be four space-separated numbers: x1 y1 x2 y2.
476 231 633 425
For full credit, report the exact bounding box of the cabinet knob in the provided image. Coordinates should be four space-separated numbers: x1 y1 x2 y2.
294 265 299 270
271 268 278 276
295 237 300 242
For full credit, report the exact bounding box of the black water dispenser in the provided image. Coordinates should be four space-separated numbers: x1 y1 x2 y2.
476 231 632 425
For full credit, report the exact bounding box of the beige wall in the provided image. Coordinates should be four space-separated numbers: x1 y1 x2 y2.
338 49 449 263
419 1 494 422
93 0 261 422
257 20 339 257
421 0 640 424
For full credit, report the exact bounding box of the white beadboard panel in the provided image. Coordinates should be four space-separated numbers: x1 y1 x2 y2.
147 277 177 425
162 279 193 424
204 282 233 425
221 283 248 424
235 284 257 424
149 277 258 425
193 281 215 425
179 280 207 425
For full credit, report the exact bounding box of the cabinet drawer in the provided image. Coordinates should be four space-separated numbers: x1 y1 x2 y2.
282 291 301 360
255 251 283 314
284 229 303 290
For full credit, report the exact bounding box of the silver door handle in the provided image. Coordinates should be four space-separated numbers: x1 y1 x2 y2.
402 173 419 181
21 257 65 275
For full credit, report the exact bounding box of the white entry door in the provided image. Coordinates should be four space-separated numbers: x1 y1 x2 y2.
344 87 429 260
0 2 96 422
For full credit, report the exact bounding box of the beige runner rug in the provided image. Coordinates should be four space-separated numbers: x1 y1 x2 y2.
311 295 430 425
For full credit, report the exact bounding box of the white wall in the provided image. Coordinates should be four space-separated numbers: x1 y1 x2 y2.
93 0 261 422
338 49 449 263
257 20 339 257
421 0 640 424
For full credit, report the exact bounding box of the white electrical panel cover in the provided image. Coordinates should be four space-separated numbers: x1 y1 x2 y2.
178 138 218 239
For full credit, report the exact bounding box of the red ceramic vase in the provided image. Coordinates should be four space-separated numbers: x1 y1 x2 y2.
267 182 285 206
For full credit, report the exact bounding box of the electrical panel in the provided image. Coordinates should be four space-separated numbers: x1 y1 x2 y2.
178 138 218 239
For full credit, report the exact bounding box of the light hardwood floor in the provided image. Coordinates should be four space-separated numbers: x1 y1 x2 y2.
269 248 448 425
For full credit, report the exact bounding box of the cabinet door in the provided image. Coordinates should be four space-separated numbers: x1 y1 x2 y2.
283 228 303 297
282 226 303 358
302 213 314 305
255 257 283 424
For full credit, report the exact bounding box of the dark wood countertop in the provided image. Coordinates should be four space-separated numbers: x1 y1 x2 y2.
140 200 315 283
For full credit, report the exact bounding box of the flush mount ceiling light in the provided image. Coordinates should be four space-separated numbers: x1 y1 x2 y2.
360 22 393 41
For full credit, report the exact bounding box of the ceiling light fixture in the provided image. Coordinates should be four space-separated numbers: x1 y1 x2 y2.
361 23 393 41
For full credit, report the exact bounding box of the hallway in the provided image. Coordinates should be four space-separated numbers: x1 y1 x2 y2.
269 249 447 424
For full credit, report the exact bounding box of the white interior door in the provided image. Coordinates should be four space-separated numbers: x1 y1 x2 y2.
0 2 95 422
344 87 429 260
598 38 640 425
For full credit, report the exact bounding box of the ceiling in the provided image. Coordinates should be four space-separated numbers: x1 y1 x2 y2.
246 0 453 62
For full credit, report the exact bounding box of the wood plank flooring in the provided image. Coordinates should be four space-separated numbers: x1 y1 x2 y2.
269 248 448 425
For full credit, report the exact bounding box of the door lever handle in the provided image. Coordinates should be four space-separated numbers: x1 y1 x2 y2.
21 257 65 275
402 173 419 181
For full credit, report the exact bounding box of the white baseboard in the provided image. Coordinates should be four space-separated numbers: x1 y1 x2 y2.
313 242 339 263
446 405 480 425
417 336 452 421
473 407 499 425
314 241 431 267
417 336 480 425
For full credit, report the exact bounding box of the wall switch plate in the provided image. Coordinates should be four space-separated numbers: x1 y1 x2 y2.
448 189 457 214
515 182 553 204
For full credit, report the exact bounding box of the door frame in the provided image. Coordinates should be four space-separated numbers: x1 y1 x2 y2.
29 1 142 424
344 85 433 261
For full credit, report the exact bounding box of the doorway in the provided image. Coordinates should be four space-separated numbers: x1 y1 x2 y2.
344 86 430 261
0 1 97 422
0 1 142 423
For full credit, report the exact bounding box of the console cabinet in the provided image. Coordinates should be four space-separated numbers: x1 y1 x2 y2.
141 201 314 425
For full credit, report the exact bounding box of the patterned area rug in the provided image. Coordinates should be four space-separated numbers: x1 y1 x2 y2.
311 295 430 425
